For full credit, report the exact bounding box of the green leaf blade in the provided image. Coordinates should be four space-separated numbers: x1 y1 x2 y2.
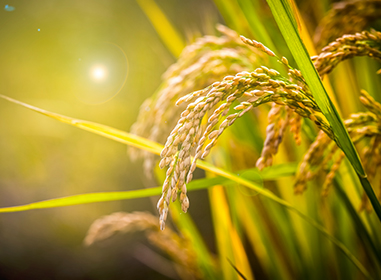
265 0 381 223
266 0 364 176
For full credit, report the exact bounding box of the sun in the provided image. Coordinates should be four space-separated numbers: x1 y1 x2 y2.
91 66 107 81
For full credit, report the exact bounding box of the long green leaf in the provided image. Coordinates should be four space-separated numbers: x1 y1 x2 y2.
265 0 361 173
335 179 381 272
0 94 163 155
265 0 381 222
0 164 296 213
0 189 161 213
0 94 370 278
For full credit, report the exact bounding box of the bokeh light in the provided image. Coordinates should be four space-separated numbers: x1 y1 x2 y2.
74 42 129 104
91 66 107 81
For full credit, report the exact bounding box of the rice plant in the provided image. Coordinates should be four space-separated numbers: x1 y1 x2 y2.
1 0 381 279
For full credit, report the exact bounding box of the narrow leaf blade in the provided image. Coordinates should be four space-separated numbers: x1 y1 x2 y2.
265 0 381 222
266 0 364 176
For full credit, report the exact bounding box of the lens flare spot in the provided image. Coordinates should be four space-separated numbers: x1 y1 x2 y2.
4 5 15 12
91 66 107 81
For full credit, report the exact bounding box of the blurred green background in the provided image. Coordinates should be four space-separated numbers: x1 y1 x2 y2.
0 0 219 279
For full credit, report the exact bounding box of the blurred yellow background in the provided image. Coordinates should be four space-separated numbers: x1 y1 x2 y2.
0 0 218 279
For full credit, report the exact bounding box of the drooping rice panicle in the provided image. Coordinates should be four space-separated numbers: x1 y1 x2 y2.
256 103 288 170
295 131 332 194
158 63 332 228
314 0 381 49
84 212 201 279
288 108 302 145
240 35 276 57
312 30 381 76
296 90 381 198
359 135 381 211
359 89 381 120
321 151 345 196
129 25 263 175
152 28 381 226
